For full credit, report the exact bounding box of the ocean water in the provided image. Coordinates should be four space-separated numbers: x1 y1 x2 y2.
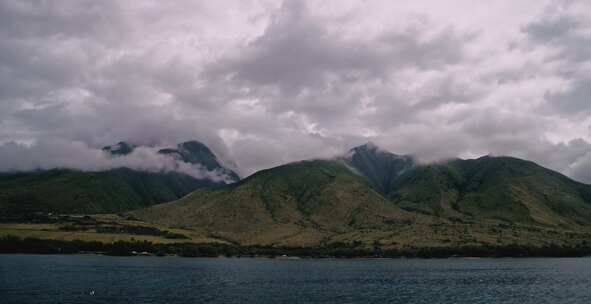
1 255 591 303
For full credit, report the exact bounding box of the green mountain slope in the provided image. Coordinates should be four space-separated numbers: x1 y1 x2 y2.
0 140 241 215
134 145 591 249
387 156 591 226
0 168 218 215
6 140 591 250
102 141 135 156
343 142 415 194
345 144 591 227
133 160 417 246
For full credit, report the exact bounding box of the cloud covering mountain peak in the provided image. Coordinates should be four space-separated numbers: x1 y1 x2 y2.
0 139 239 183
1 0 591 183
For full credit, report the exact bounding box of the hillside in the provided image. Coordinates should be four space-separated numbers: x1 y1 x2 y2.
4 141 591 251
133 160 419 246
342 142 415 194
133 145 591 249
0 168 217 215
0 140 240 215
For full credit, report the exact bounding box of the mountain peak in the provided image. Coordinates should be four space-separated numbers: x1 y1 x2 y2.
347 142 410 160
102 141 135 156
343 142 415 194
164 140 217 167
101 139 240 183
158 140 241 182
351 141 378 152
178 140 210 153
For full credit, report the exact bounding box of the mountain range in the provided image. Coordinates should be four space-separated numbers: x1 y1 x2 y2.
0 140 240 215
133 143 591 249
3 141 591 250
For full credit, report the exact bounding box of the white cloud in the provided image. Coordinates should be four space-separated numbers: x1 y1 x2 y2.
1 0 591 182
0 140 234 183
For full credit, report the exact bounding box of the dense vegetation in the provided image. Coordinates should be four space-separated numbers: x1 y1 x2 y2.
59 224 189 239
5 143 591 256
0 140 240 215
389 156 591 225
0 168 217 215
134 144 591 248
133 159 413 246
346 144 591 225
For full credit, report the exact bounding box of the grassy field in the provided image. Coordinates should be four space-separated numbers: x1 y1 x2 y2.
4 212 591 253
0 214 226 245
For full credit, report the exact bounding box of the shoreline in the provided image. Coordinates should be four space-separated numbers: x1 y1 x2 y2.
2 235 591 259
2 252 590 260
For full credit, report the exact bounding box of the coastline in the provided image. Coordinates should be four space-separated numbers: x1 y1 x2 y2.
2 235 591 259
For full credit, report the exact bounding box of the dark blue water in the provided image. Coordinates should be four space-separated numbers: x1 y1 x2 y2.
2 255 591 303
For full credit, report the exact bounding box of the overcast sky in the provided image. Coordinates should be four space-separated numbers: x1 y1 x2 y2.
1 0 591 181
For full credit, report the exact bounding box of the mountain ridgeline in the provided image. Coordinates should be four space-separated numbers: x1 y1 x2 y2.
0 140 240 215
3 140 591 250
134 143 591 248
156 141 241 182
352 144 591 226
342 142 415 194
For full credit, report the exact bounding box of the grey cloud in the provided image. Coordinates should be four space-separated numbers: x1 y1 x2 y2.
544 77 591 116
0 140 234 183
194 0 476 165
1 0 591 183
523 7 591 116
525 15 579 43
0 1 126 40
566 151 591 184
524 13 591 63
206 0 469 106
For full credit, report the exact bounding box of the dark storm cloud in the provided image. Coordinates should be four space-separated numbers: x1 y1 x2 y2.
1 0 591 182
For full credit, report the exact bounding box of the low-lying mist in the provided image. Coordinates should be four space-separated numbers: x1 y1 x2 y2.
0 139 235 183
